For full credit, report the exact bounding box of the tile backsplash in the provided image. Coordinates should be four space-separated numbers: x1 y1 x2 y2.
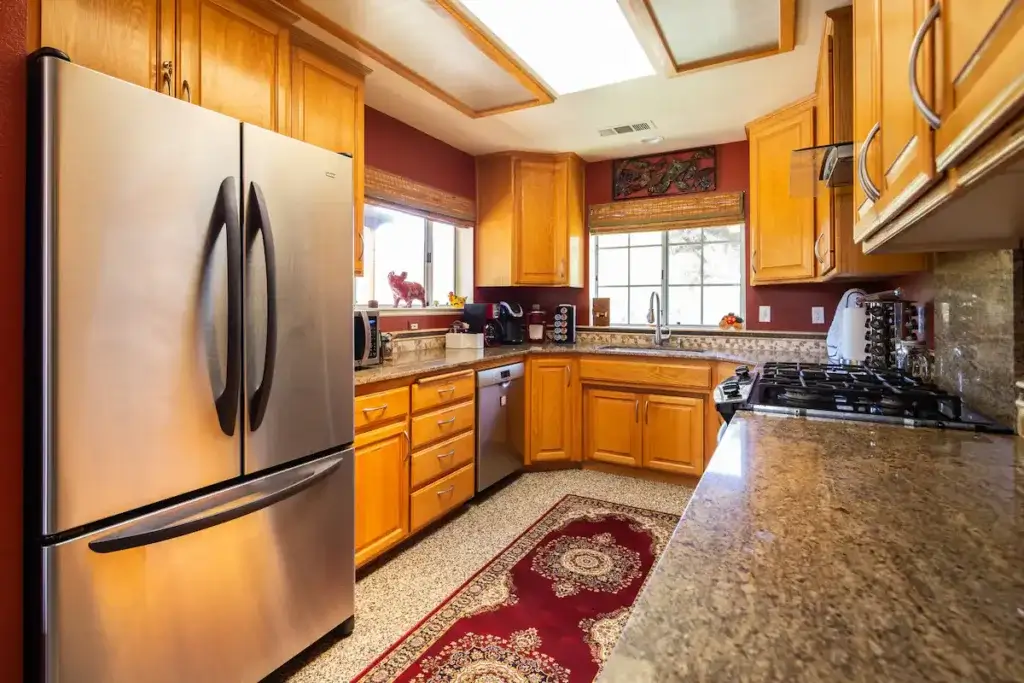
931 249 1023 426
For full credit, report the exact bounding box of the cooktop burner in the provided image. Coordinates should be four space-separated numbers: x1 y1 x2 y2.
746 362 1011 432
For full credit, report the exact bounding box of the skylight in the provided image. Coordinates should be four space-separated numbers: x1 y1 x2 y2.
459 0 655 96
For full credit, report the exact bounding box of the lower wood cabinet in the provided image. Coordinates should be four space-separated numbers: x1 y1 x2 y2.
584 388 642 467
354 421 409 567
528 358 578 463
410 462 475 533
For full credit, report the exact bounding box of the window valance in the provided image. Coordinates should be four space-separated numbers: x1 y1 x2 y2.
589 191 745 234
365 166 475 228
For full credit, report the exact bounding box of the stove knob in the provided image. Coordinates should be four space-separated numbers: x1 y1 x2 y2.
735 365 751 380
723 381 742 398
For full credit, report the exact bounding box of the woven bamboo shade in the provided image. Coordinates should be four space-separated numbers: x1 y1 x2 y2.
365 166 475 227
589 191 745 234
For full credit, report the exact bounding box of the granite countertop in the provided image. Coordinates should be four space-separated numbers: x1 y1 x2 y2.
600 412 1024 682
356 343 792 386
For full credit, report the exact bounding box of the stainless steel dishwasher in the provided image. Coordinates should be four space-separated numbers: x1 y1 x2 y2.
476 362 525 493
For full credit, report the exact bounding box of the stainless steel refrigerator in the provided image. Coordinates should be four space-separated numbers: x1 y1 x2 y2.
24 51 356 682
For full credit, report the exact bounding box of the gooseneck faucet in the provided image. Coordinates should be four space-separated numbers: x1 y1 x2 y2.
647 291 671 345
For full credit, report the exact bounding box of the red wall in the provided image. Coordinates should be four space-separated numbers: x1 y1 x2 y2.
0 3 25 680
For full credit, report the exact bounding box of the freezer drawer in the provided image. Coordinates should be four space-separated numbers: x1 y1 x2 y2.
43 449 355 683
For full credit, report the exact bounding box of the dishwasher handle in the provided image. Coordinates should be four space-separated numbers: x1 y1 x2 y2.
476 362 525 388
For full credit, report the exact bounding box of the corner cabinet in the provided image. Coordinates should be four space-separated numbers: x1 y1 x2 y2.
747 97 817 284
527 358 578 463
476 152 585 287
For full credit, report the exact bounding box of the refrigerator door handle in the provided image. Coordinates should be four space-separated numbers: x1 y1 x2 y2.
247 181 278 432
213 176 242 436
87 452 344 554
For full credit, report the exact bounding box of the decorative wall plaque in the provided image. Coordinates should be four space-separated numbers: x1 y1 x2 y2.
612 146 716 201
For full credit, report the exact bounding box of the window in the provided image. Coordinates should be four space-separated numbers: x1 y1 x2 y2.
590 225 744 326
356 204 473 307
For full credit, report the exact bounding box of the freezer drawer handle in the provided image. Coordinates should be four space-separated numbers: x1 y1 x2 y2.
247 181 279 432
212 177 243 436
88 454 343 554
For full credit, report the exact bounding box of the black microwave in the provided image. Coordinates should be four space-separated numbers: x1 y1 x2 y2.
355 309 382 368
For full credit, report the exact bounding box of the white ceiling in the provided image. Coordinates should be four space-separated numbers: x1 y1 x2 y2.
289 0 851 162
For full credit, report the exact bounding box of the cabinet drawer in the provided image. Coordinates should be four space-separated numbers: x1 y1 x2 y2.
410 463 475 532
411 431 476 490
355 387 409 432
411 400 475 449
411 371 475 413
579 358 711 390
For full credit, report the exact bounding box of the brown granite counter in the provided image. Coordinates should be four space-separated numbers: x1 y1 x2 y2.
355 343 810 386
600 412 1023 683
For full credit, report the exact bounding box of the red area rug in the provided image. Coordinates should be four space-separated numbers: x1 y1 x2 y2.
354 495 679 682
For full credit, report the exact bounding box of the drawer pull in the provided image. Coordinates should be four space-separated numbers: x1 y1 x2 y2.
361 405 388 416
437 449 456 460
437 385 456 396
436 485 455 497
437 416 457 427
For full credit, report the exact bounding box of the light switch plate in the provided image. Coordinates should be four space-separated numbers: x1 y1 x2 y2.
409 322 419 330
759 306 771 323
812 306 825 324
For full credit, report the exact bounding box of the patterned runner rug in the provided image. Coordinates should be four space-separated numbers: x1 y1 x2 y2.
354 495 679 682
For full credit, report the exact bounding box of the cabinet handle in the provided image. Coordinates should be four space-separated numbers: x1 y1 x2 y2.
634 399 639 423
182 79 191 103
813 232 825 264
858 122 882 203
436 449 456 460
361 405 387 415
436 485 455 497
437 416 457 427
402 431 410 461
909 2 942 130
751 250 757 275
161 60 173 96
644 399 650 424
564 365 570 388
436 385 456 396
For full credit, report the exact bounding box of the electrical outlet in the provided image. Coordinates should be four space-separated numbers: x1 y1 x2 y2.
759 306 771 323
409 322 419 330
812 306 825 324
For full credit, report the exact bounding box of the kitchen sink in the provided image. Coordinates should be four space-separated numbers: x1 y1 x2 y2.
597 345 707 354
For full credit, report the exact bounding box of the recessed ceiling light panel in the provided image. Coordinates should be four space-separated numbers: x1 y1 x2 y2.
459 0 656 95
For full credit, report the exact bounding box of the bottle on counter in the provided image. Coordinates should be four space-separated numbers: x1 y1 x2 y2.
527 304 546 343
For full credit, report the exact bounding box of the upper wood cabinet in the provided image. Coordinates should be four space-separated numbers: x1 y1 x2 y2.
641 394 705 477
177 0 291 133
290 42 367 275
37 0 168 91
747 97 817 284
527 358 577 463
476 152 585 287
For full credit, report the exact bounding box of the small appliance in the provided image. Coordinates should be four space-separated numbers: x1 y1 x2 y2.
498 301 525 344
355 309 383 368
527 304 546 343
463 302 499 333
552 304 577 343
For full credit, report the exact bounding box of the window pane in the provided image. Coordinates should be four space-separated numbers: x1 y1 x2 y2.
668 243 701 285
668 228 701 244
703 241 742 284
703 286 742 326
628 287 659 325
628 246 661 285
598 233 629 247
629 231 662 246
596 247 629 286
703 224 743 242
597 286 629 325
668 286 702 325
431 221 455 305
370 206 426 307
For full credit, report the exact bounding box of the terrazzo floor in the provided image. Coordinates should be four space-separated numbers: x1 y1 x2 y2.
274 469 693 683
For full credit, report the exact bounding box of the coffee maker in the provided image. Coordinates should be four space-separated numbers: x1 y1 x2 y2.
463 303 503 347
498 302 525 344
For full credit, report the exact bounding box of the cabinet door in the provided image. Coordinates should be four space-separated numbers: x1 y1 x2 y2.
853 0 880 225
870 0 938 228
584 388 641 467
178 0 290 132
749 100 816 283
291 47 365 275
515 158 567 285
935 0 1024 171
354 429 409 567
641 395 705 477
529 359 574 463
39 0 165 91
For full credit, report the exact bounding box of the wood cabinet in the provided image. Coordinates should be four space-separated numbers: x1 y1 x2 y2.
354 422 409 567
642 395 705 477
527 358 577 463
584 388 642 467
290 40 367 275
475 152 585 287
747 97 817 284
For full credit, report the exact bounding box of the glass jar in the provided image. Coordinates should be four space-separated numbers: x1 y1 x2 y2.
527 304 546 343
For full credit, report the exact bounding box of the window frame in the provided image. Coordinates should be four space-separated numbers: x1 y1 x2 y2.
591 225 746 327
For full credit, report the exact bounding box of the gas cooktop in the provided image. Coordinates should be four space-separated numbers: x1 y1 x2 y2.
742 362 1012 433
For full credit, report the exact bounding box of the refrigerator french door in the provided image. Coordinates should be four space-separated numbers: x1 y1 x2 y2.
26 53 356 683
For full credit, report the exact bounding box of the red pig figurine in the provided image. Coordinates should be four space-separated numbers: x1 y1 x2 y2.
388 270 427 308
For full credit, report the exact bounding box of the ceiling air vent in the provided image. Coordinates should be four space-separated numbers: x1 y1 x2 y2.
597 121 657 137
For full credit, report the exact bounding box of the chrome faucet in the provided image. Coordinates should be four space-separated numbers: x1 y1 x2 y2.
647 291 671 345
